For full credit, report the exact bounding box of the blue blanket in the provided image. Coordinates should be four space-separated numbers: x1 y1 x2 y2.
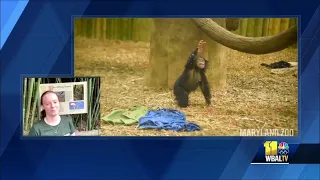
137 108 201 132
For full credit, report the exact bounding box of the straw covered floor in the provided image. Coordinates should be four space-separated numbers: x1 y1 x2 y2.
75 37 298 136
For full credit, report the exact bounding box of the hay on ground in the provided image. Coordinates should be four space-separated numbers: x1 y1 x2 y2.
74 37 298 136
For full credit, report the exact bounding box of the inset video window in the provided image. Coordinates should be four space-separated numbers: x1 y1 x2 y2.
22 77 101 137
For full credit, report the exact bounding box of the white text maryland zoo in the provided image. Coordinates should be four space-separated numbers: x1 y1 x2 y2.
240 129 294 136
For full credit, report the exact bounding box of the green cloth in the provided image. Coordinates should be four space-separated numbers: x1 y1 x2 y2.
101 105 148 125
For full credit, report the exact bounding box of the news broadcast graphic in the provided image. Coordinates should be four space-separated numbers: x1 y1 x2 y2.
253 141 290 164
1 0 319 180
251 141 320 164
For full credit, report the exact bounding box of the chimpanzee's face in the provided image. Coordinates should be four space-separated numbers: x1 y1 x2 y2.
196 56 206 69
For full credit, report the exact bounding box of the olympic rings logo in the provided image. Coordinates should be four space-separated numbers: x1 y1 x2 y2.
278 149 289 155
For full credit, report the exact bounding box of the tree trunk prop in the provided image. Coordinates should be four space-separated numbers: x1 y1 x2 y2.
148 18 228 91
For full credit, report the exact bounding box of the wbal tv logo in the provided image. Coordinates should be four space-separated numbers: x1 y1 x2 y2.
264 141 289 163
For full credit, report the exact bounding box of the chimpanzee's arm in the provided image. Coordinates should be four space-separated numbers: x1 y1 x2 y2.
202 59 209 72
184 48 199 69
199 72 211 105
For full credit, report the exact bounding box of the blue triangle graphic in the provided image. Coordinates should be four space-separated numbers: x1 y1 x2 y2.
0 0 29 50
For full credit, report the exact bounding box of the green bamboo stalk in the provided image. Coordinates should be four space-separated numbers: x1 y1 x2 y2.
106 18 112 40
23 78 27 121
267 18 274 36
246 18 255 37
75 18 82 37
82 18 87 37
92 106 100 128
254 18 264 37
240 18 248 36
90 77 96 129
272 18 282 35
127 18 133 40
262 18 270 36
55 78 62 83
111 18 115 40
24 78 35 130
102 18 107 40
98 18 103 40
92 87 100 128
118 18 122 40
280 18 290 32
289 18 297 27
87 78 93 130
111 19 115 40
125 18 129 40
87 18 92 38
131 18 137 41
30 78 42 127
92 81 100 117
114 18 119 40
139 18 148 41
92 18 96 39
90 77 95 130
78 18 82 37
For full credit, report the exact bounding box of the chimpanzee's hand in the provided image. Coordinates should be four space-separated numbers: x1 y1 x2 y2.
197 40 206 54
198 40 206 48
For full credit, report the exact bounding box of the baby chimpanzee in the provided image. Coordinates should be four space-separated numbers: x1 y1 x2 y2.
173 40 211 108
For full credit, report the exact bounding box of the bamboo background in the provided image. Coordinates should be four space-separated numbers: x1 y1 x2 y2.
74 18 298 43
23 77 100 132
74 18 153 42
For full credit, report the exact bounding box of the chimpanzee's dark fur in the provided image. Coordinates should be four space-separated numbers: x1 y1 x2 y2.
173 48 211 108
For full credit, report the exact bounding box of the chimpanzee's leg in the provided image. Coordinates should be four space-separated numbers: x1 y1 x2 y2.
174 84 189 108
199 73 211 105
